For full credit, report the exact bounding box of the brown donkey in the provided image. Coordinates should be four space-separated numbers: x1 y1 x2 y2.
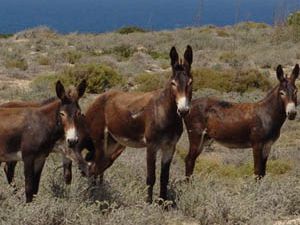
82 46 193 203
0 80 87 202
0 95 93 186
184 64 299 179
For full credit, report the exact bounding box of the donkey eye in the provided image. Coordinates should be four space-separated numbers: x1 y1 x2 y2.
188 78 193 86
76 111 82 117
171 81 177 86
294 90 298 95
59 112 66 117
280 90 286 96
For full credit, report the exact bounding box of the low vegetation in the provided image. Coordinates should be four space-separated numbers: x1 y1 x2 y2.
0 20 300 224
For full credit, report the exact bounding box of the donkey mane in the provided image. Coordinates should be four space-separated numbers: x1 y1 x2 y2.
39 97 57 105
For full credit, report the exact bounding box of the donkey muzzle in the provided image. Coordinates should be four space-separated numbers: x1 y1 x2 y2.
67 138 78 148
286 102 297 120
177 97 190 117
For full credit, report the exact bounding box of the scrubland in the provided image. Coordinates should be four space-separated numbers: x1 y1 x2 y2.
0 23 300 224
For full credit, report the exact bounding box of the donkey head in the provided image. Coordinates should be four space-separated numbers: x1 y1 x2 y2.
56 80 87 147
169 45 193 117
277 64 299 120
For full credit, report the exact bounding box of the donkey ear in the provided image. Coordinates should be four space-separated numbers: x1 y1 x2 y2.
276 65 284 82
292 64 299 80
184 45 193 67
56 80 66 100
170 46 179 67
77 79 87 99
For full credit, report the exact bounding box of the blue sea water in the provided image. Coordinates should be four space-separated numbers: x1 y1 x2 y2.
0 0 299 34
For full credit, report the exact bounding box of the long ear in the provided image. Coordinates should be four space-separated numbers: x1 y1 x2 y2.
291 64 299 81
56 80 66 100
184 45 193 67
77 79 87 99
276 65 285 82
170 46 179 67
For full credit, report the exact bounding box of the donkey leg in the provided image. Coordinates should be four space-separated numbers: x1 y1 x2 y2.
4 161 17 185
252 143 265 179
32 156 46 195
23 157 35 203
185 130 206 177
146 146 158 203
62 155 72 185
261 142 272 177
160 145 176 200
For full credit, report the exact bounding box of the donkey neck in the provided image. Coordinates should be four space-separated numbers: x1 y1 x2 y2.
38 100 63 138
258 85 286 126
155 83 179 119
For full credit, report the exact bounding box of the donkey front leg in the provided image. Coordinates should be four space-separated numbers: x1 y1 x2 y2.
160 145 176 201
32 156 46 195
62 156 72 185
252 143 270 179
185 130 206 177
146 146 158 203
23 157 35 203
4 161 17 185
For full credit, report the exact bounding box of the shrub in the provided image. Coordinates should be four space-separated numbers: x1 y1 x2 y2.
4 57 28 71
104 45 136 59
134 72 168 92
116 26 146 34
59 64 124 93
37 55 51 65
62 50 82 64
216 29 230 37
147 50 169 60
219 51 247 67
192 67 271 93
0 33 13 39
287 11 300 42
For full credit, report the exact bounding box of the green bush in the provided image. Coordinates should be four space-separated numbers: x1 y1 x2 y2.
134 72 168 92
219 51 247 67
104 45 135 59
62 50 82 64
37 55 51 65
0 33 13 39
148 50 169 60
192 68 271 93
116 26 146 34
59 64 124 93
4 57 28 71
287 11 300 42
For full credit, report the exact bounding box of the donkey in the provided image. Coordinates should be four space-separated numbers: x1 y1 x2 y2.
81 46 193 203
184 64 299 179
0 95 93 186
0 80 88 202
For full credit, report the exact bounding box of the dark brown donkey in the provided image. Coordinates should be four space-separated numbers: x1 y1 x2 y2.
184 64 299 179
0 95 93 186
0 80 88 202
82 46 193 203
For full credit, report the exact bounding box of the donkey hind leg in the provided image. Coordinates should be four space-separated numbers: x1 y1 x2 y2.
185 129 207 177
160 144 176 201
146 145 158 203
4 161 17 185
252 143 270 180
62 155 72 185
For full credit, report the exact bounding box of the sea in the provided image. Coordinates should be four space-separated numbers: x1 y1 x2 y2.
0 0 299 34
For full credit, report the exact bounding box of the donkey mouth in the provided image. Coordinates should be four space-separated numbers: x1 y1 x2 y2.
288 113 297 120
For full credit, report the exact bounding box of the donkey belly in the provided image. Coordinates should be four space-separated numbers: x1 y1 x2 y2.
215 140 251 149
110 134 146 148
0 151 22 162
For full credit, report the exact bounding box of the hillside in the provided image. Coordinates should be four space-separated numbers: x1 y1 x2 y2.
0 23 300 225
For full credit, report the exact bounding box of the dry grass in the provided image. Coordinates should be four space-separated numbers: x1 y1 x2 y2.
0 23 300 224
